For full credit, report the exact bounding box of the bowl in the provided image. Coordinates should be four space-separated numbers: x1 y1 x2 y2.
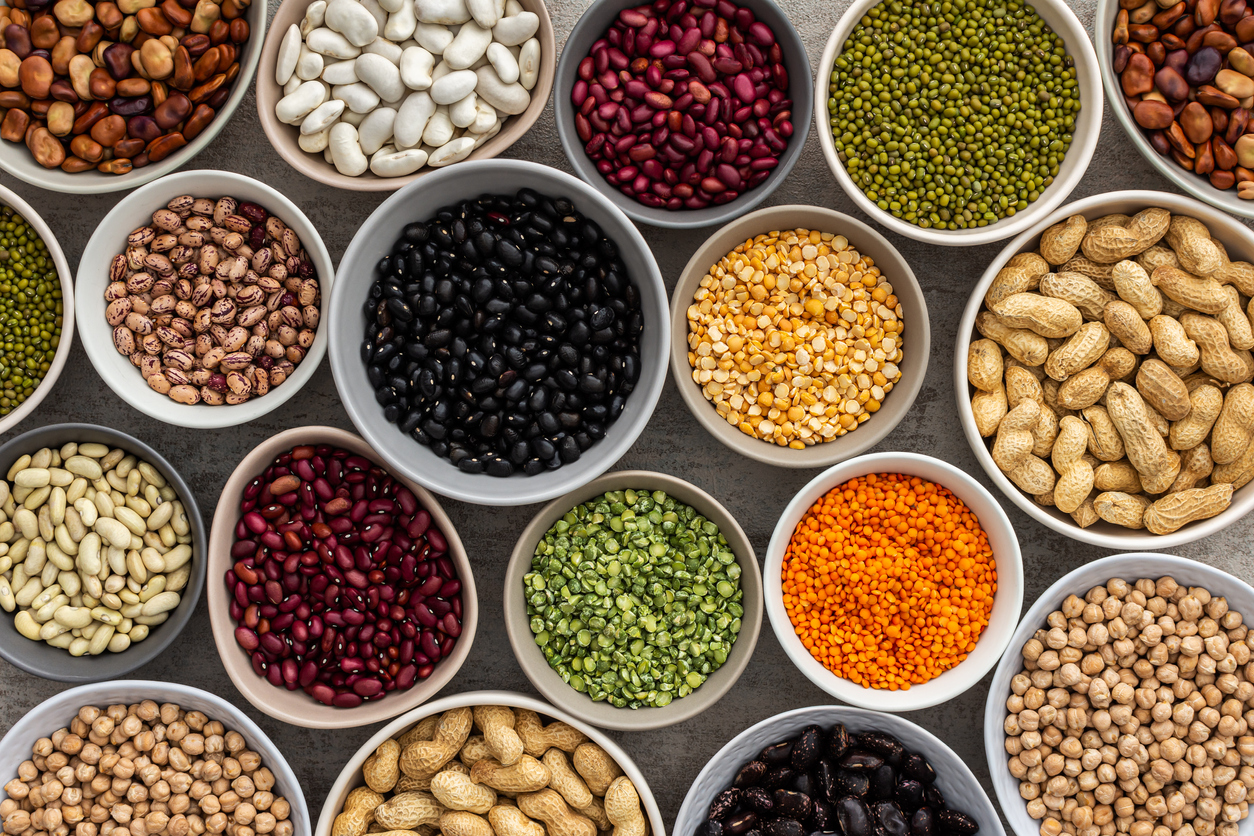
206 425 477 729
553 0 812 229
983 552 1254 836
328 158 669 506
1095 0 1254 221
256 0 555 191
669 204 931 467
813 0 1102 247
75 169 335 429
0 679 310 836
764 451 1024 712
0 6 266 195
503 470 762 731
0 181 75 436
954 189 1254 549
0 423 207 683
675 705 1007 836
315 689 668 836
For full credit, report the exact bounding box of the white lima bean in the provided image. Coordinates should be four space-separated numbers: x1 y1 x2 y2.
0 444 194 657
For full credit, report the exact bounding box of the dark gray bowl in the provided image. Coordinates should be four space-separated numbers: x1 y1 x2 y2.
553 0 811 229
0 423 207 682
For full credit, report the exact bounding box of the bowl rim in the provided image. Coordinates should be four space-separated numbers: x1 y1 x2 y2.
73 168 336 429
313 688 669 836
1092 0 1254 220
763 451 1024 712
982 552 1254 836
254 0 557 192
0 182 76 436
552 0 813 230
667 203 931 467
0 423 208 683
952 188 1254 548
0 3 267 195
327 157 671 506
502 469 763 731
206 424 478 729
811 0 1103 246
674 703 1008 836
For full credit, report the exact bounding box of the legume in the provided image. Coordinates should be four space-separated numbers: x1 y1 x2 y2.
572 0 794 211
226 443 462 707
0 441 194 657
363 188 643 477
524 488 743 708
0 700 294 836
686 227 904 448
781 473 996 690
0 205 61 416
697 723 979 836
828 0 1080 229
1004 576 1253 836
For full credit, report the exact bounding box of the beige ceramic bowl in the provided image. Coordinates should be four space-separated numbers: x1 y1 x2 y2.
207 425 477 729
503 470 761 731
255 0 555 191
670 204 931 467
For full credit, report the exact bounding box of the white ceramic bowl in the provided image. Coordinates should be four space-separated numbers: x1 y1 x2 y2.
813 0 1102 247
954 189 1254 549
764 452 1024 712
1095 0 1254 220
0 680 311 835
675 705 1007 836
983 552 1254 836
315 690 668 836
75 169 335 429
0 182 75 435
328 159 669 507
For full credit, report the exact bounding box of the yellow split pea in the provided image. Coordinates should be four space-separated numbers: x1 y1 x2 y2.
686 228 905 449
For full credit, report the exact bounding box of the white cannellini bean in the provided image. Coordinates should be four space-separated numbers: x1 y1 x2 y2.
449 91 478 127
415 0 471 25
276 23 302 85
296 44 325 80
429 68 477 104
492 11 537 45
428 136 476 166
355 52 406 102
470 98 497 133
284 74 303 95
301 97 345 134
384 2 417 42
518 36 539 90
341 108 367 125
306 26 362 58
324 145 336 164
329 121 370 175
363 36 404 63
400 46 435 89
370 145 429 176
504 0 521 13
394 90 436 147
324 0 379 46
358 106 397 153
334 81 382 112
302 0 327 33
276 79 330 122
359 0 389 31
443 20 492 69
377 0 403 12
298 125 332 154
422 106 455 145
466 0 504 28
321 57 359 85
485 41 518 84
473 64 529 113
414 21 454 53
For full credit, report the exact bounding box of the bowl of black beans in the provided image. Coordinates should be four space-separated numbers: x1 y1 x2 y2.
675 707 1004 836
328 159 670 506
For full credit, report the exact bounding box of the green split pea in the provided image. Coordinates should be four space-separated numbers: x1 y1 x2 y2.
0 206 62 416
525 489 744 709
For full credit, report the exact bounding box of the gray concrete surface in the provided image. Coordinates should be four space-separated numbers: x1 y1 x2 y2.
3 0 1254 831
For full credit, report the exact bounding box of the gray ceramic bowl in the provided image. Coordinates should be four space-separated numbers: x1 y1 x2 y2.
503 470 762 730
0 424 207 682
328 159 670 507
553 0 812 229
670 204 929 467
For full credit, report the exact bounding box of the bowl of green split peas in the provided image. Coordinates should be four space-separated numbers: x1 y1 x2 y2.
503 470 763 731
814 0 1103 246
0 183 73 435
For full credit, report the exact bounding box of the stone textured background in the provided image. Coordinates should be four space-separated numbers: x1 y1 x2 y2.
2 0 1254 831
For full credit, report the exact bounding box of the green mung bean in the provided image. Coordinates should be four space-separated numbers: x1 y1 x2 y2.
827 0 1080 230
524 488 744 709
0 206 61 416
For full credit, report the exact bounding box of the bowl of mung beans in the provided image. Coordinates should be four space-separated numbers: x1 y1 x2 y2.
503 469 762 731
0 183 73 437
670 204 930 467
814 0 1102 246
764 451 1023 713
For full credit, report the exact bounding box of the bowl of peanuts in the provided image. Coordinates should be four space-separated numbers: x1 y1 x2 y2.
984 552 1254 836
763 451 1024 713
0 680 309 836
74 169 335 429
316 690 666 836
955 190 1254 548
669 204 930 467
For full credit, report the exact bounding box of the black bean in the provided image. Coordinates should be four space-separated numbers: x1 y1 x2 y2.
902 755 936 786
791 773 814 797
761 742 793 766
734 761 768 789
893 781 925 814
815 760 838 804
923 787 944 810
909 809 933 836
935 811 976 836
744 787 774 814
873 803 908 836
826 725 851 761
857 734 905 768
764 820 805 836
710 789 742 821
808 799 833 831
763 767 796 790
836 798 871 836
724 813 758 836
697 823 724 836
773 791 812 822
834 770 869 799
791 726 823 772
838 753 883 772
868 765 894 801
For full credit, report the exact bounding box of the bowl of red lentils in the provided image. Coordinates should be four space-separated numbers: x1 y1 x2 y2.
764 451 1023 712
669 204 930 467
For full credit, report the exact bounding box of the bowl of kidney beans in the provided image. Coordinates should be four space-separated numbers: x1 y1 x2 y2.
328 159 669 507
207 425 477 729
553 0 811 229
676 707 1005 836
